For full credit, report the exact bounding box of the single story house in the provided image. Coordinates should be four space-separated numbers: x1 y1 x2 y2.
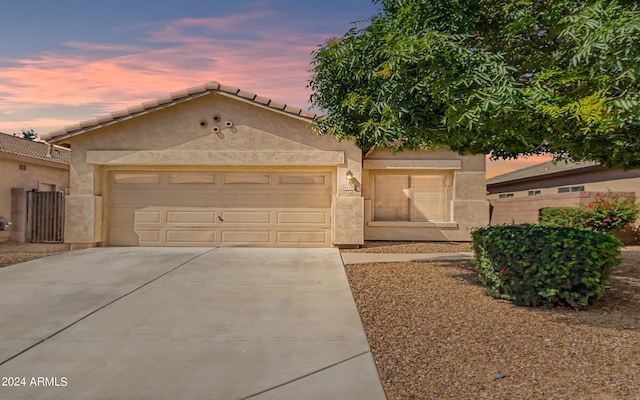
487 159 640 242
0 133 70 242
45 82 489 248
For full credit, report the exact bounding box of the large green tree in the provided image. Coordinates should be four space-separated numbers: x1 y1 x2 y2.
309 0 640 168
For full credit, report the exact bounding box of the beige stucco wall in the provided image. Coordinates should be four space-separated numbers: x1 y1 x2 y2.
488 176 640 201
489 191 637 244
362 149 489 241
487 170 640 244
0 155 69 242
54 93 364 247
489 191 635 225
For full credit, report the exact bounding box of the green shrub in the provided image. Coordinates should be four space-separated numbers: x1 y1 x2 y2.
472 225 623 309
539 207 591 228
539 195 640 235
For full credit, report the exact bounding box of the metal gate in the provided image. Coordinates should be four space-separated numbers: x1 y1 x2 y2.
26 191 65 243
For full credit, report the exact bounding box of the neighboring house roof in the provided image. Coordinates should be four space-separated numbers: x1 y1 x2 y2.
0 132 70 165
487 159 600 187
45 81 321 144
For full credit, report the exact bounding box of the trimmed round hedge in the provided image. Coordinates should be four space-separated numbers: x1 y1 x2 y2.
472 225 623 309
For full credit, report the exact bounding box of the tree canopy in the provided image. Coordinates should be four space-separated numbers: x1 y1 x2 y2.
309 0 640 169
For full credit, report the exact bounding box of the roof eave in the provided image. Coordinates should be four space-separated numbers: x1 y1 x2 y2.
45 81 322 145
214 91 317 124
487 164 603 188
46 91 211 145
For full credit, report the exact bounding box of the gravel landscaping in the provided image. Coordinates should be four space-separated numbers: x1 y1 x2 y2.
344 244 640 400
341 240 474 254
0 241 71 268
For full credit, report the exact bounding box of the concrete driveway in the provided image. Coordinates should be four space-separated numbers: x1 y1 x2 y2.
0 247 385 399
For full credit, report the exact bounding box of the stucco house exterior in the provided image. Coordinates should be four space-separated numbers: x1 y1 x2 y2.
45 82 488 248
487 159 640 242
0 133 70 242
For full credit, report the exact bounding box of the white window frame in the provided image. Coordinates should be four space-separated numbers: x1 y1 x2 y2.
558 185 584 193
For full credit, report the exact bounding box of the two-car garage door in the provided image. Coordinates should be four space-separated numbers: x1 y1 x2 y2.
108 170 333 247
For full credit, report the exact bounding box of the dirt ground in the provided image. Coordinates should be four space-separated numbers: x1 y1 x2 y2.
0 241 72 268
341 240 474 253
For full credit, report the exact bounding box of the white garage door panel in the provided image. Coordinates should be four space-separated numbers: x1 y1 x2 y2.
221 230 271 244
277 211 328 225
166 211 216 224
277 231 328 245
134 211 161 223
220 211 271 224
166 230 216 243
137 230 161 243
222 193 274 206
109 170 333 247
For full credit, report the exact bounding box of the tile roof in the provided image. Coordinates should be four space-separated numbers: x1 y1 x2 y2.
45 81 321 143
0 132 70 165
487 159 600 186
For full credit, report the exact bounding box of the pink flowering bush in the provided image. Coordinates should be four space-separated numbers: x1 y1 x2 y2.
539 195 639 235
584 195 639 234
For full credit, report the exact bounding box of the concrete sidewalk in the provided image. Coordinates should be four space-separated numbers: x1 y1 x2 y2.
0 247 386 400
341 252 475 265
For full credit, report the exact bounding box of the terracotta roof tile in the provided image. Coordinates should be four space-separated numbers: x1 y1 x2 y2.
80 119 97 128
218 84 240 95
253 96 271 105
45 81 321 143
0 133 70 165
268 100 286 110
65 123 82 132
126 104 145 114
96 114 114 124
157 96 174 105
237 90 257 100
170 89 189 100
142 100 160 109
110 109 129 119
300 110 317 119
283 105 302 115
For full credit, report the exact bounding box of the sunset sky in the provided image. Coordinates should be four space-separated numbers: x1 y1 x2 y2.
0 0 549 178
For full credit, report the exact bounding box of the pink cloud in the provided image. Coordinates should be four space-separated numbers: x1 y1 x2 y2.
0 12 325 134
486 155 554 178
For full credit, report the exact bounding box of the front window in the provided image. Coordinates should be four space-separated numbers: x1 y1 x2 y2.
373 174 448 222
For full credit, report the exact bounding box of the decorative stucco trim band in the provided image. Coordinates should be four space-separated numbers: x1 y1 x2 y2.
363 159 462 170
86 150 345 165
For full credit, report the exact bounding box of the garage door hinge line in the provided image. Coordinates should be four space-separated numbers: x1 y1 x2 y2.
0 248 219 366
239 350 371 400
